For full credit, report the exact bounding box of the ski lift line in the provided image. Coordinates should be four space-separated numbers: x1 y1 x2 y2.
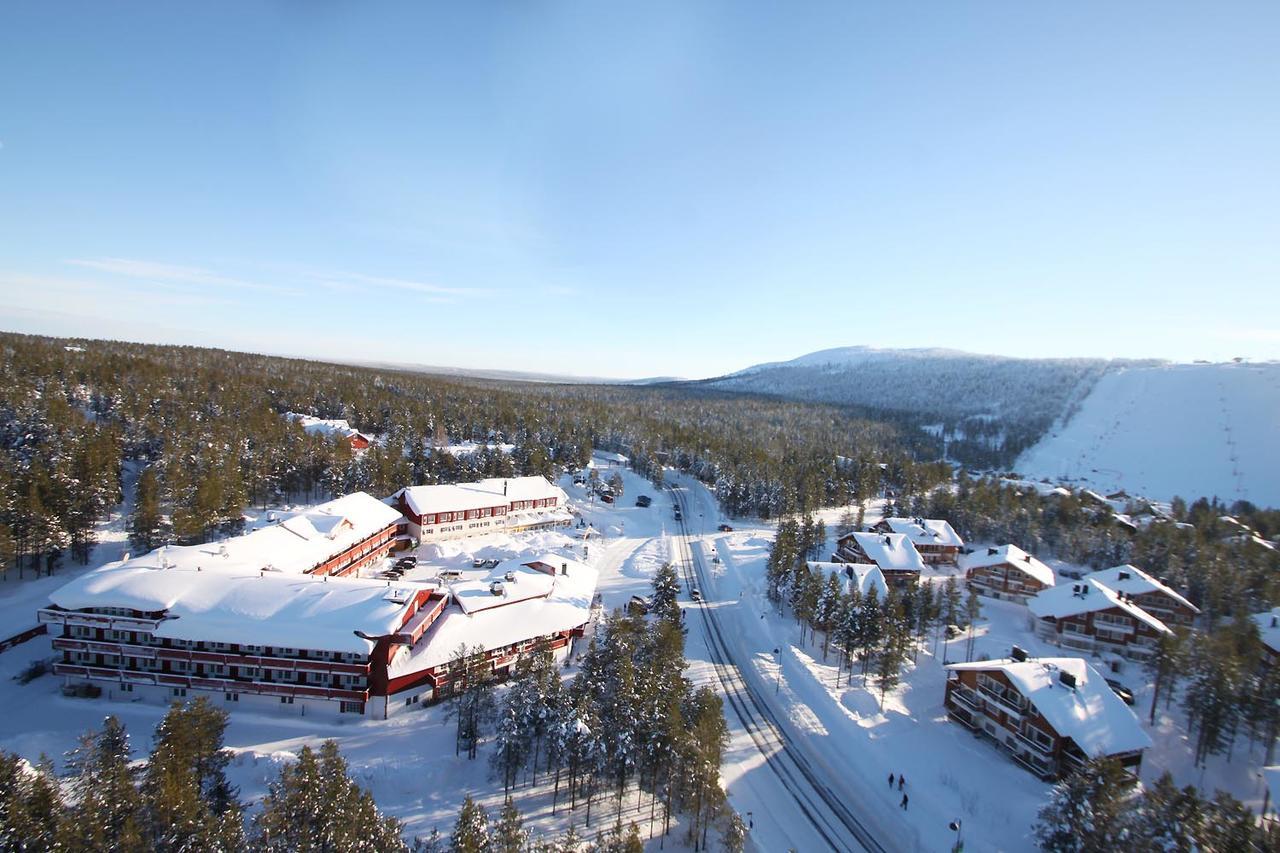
667 485 889 853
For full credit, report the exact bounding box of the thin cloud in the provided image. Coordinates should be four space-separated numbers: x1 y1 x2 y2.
66 257 299 295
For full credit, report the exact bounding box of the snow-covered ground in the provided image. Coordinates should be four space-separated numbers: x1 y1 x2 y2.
0 459 709 848
1016 362 1280 507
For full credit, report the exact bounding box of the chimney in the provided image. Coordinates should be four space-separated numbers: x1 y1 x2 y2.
1272 615 1278 628
1011 645 1028 662
884 536 892 546
504 480 508 496
561 562 567 575
988 547 998 556
1058 671 1076 689
1024 555 1031 563
1118 570 1130 581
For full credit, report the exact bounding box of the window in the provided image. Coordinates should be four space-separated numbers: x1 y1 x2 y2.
172 687 187 698
120 682 134 693
280 696 294 705
340 701 363 714
225 693 239 702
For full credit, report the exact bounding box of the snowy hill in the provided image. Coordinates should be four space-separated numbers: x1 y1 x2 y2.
1016 362 1280 507
697 346 1158 466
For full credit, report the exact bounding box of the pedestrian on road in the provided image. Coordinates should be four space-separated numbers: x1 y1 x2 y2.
888 773 895 789
901 793 909 810
898 775 905 791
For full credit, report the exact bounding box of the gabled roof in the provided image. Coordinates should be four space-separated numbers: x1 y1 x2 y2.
1028 579 1172 635
396 477 567 517
1085 565 1199 615
841 532 926 572
880 517 965 548
947 657 1151 757
1253 607 1280 655
961 544 1055 587
807 561 888 600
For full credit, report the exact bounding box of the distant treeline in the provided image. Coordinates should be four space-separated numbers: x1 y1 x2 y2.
0 332 949 573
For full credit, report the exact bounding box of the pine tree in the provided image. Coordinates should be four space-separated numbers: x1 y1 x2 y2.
59 716 146 852
129 466 167 553
450 795 490 853
650 562 681 623
491 799 528 853
0 752 61 852
141 698 243 852
253 740 406 852
962 587 982 662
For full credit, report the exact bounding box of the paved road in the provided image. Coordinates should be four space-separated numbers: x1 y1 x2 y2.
668 484 893 853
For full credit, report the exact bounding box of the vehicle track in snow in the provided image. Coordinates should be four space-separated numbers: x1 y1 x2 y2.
667 485 892 853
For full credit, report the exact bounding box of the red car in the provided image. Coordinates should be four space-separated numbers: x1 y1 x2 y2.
718 523 733 532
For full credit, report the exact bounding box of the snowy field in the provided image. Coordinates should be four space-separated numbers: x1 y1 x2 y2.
1016 362 1280 507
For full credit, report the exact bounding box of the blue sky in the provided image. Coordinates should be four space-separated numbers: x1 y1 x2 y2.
1 2 1277 379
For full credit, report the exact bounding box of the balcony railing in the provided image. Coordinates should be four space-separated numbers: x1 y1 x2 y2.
53 663 367 702
52 638 369 675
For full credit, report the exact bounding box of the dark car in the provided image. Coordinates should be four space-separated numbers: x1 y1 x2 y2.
636 495 652 508
1105 679 1135 706
690 588 702 602
718 523 733 532
627 595 650 615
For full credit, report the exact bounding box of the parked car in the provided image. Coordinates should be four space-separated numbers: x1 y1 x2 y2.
439 569 464 581
600 493 614 504
627 595 650 615
717 523 733 532
378 571 401 580
690 588 703 602
396 555 419 568
1059 569 1084 580
1105 679 1135 706
636 495 652 508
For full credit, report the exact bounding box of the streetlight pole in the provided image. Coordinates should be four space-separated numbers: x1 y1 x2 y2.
949 818 963 852
773 647 782 694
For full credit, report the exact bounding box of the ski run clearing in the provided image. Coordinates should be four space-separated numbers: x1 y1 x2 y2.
0 459 1272 851
1017 361 1280 508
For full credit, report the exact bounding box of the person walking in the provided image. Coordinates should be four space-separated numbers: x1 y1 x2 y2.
900 793 909 810
888 773 895 789
898 775 905 791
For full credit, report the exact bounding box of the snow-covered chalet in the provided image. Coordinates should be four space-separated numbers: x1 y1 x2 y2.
945 653 1150 780
962 544 1055 604
1027 579 1173 661
832 531 925 588
1082 564 1199 629
872 517 964 565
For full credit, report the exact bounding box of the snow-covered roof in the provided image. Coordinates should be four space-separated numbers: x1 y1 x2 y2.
594 451 629 464
1027 580 1172 635
1253 607 1280 654
389 554 597 673
947 657 1151 757
396 477 566 517
1085 565 1199 615
842 532 926 572
95 493 401 579
807 561 888 600
451 561 556 615
285 412 370 442
961 545 1055 587
48 564 425 654
881 518 964 548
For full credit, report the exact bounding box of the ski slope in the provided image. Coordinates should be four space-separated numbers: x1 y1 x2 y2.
1016 362 1280 507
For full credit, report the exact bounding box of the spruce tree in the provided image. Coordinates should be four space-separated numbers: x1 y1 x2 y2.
0 752 61 852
